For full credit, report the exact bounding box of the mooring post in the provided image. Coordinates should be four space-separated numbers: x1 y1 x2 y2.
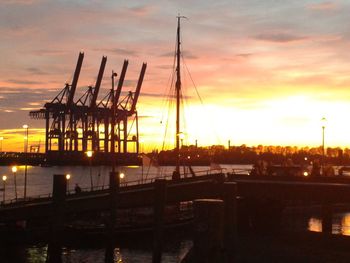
47 174 67 263
322 202 333 235
222 182 238 261
193 199 225 263
105 171 119 262
152 179 167 263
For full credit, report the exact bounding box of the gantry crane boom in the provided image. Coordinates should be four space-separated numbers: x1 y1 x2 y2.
114 60 129 107
67 52 84 108
91 56 107 108
130 63 147 113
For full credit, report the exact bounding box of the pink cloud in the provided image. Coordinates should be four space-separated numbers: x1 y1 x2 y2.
128 5 156 16
307 2 338 11
254 33 308 43
3 0 41 5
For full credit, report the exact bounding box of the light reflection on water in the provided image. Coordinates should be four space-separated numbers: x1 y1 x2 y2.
308 217 322 232
308 213 350 236
23 240 192 263
26 246 48 262
333 213 350 236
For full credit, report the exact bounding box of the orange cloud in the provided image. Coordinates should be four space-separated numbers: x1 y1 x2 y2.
307 2 338 11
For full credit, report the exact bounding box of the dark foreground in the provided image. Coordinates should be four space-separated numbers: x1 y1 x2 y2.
1 231 350 263
235 231 350 263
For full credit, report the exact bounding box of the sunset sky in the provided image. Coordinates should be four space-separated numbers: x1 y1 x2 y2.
1 0 350 152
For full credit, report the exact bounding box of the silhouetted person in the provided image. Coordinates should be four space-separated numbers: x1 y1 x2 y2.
251 163 259 176
324 164 335 176
172 170 180 180
251 160 266 176
74 183 82 194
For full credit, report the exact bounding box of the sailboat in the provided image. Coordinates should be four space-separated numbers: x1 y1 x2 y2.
142 15 189 181
143 15 223 180
169 16 221 179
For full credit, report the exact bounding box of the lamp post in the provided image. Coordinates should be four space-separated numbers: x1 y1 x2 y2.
12 166 17 201
2 175 7 203
321 117 327 175
178 132 185 149
86 150 93 190
23 124 29 200
111 71 118 178
66 174 71 193
120 172 125 186
0 137 3 152
23 124 29 153
109 71 121 191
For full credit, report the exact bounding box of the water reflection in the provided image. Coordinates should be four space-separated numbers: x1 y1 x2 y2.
308 217 322 232
333 212 350 236
18 242 189 262
26 247 113 263
308 213 350 235
340 213 350 236
27 246 48 262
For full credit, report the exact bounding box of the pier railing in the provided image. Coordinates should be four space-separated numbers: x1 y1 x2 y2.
0 168 251 206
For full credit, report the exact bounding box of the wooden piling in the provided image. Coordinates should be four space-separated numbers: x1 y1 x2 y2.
46 174 67 263
193 199 225 263
152 179 167 263
222 182 238 261
105 171 120 262
322 203 333 235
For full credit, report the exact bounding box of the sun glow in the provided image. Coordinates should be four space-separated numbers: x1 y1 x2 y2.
137 91 350 151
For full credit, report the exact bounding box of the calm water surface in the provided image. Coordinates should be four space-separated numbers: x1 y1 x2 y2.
14 241 193 263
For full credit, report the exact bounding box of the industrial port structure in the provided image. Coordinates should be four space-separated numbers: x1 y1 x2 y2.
29 53 146 162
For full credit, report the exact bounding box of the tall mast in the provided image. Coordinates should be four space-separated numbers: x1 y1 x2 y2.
175 16 183 174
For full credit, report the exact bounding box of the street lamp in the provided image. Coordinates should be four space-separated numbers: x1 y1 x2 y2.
11 166 17 201
2 175 7 203
86 150 93 190
111 71 119 188
178 132 185 149
23 124 29 152
23 124 29 200
120 172 125 186
321 117 327 175
66 174 71 193
86 150 93 158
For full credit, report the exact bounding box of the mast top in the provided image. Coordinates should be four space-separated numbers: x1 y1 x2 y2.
177 14 187 19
